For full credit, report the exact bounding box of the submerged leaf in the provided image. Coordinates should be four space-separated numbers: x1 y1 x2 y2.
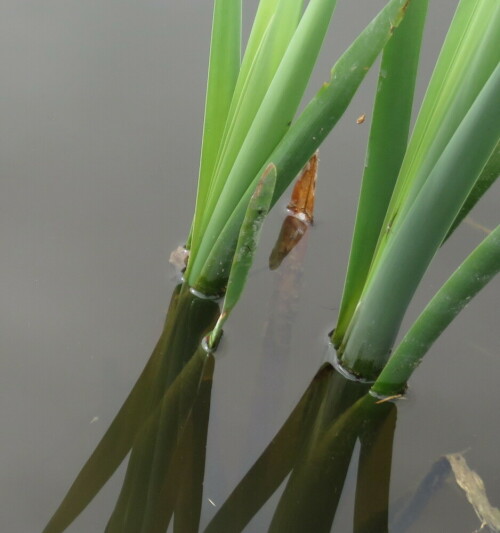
447 453 500 532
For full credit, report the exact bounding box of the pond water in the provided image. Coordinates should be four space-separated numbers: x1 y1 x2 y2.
1 1 499 532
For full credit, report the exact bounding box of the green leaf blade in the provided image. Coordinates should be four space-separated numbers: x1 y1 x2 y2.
339 63 500 379
191 0 412 294
189 0 241 254
373 0 500 264
372 225 500 396
333 0 429 347
188 0 338 287
209 164 277 346
198 0 304 247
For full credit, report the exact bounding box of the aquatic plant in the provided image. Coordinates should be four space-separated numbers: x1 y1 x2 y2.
43 0 499 530
184 0 413 297
333 0 500 385
188 0 499 389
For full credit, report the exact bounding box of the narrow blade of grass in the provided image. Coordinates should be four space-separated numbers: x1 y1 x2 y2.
208 164 276 347
234 0 279 81
371 0 500 267
339 63 500 379
191 0 304 262
372 225 500 396
333 0 429 347
189 0 241 250
191 0 412 294
227 0 281 109
206 0 299 192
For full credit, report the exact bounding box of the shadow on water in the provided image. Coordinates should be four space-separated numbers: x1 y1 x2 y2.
43 283 401 532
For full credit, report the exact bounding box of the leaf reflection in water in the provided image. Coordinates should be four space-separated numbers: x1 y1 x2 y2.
206 365 398 533
45 337 399 533
44 283 400 533
43 284 219 533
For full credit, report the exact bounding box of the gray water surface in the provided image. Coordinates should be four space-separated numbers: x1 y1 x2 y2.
1 2 499 532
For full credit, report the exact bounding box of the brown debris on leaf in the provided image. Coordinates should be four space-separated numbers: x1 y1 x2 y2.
375 394 403 404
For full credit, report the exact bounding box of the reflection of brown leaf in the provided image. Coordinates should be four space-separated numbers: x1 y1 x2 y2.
287 151 318 224
446 453 500 532
269 216 308 270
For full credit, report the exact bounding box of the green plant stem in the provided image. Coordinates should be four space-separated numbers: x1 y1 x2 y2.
372 0 500 265
371 225 500 396
334 0 428 347
208 165 276 346
191 0 305 264
189 0 241 251
338 63 500 380
268 0 412 204
187 0 338 286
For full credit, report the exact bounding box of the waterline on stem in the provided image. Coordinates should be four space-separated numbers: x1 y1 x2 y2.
326 340 376 384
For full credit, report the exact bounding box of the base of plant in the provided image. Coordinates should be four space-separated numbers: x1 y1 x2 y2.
327 341 376 384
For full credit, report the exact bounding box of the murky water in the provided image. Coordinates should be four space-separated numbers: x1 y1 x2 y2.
1 1 499 532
